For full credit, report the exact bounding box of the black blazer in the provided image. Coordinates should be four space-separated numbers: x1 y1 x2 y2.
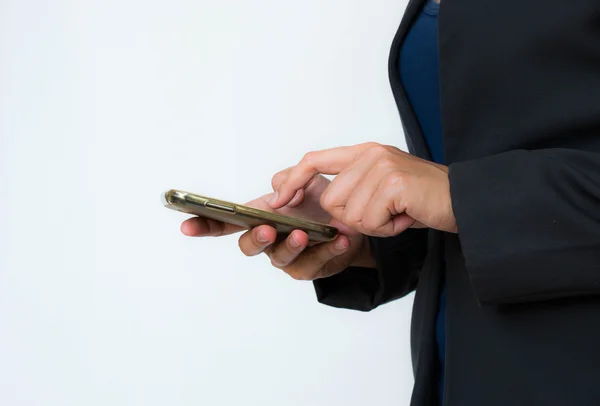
314 0 600 405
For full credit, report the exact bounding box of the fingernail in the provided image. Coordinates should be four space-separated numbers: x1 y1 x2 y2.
257 231 268 244
335 239 349 251
289 236 301 248
268 191 279 207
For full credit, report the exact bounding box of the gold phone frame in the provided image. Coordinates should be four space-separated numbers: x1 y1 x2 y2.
162 189 338 243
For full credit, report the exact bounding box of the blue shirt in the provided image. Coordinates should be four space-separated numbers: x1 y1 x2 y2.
399 0 446 403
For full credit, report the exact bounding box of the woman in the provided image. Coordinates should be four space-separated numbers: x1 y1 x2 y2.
181 0 600 404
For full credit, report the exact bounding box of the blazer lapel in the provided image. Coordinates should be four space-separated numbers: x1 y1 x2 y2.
387 0 432 161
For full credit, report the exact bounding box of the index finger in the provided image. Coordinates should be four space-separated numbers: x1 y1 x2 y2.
181 216 243 237
269 145 361 209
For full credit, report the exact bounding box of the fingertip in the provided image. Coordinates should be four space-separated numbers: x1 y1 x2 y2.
268 188 292 209
392 214 415 235
180 218 197 236
241 226 278 256
254 225 277 244
267 191 279 208
287 190 305 208
289 230 309 248
334 235 350 251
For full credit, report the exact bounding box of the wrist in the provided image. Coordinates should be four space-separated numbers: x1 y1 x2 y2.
349 235 377 269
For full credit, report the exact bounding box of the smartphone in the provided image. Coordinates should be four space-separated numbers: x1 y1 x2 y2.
162 189 338 243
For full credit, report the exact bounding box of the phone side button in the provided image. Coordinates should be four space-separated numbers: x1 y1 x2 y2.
205 202 236 213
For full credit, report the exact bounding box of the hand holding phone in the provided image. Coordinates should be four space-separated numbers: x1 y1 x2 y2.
168 171 374 280
163 189 338 243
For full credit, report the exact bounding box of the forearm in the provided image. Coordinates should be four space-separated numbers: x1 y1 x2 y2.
450 148 600 305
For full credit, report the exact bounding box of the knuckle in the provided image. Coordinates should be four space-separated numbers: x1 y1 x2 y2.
382 172 405 190
300 151 317 166
361 216 380 232
320 190 336 212
269 254 285 268
377 155 397 169
362 141 380 150
366 143 388 157
325 242 342 259
237 238 253 257
342 210 361 227
286 268 311 281
272 167 293 190
271 173 283 190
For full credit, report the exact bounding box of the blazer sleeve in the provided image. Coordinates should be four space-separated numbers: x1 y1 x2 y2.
449 148 600 306
312 228 429 312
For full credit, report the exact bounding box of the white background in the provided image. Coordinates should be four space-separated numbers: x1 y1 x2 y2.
0 0 414 405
